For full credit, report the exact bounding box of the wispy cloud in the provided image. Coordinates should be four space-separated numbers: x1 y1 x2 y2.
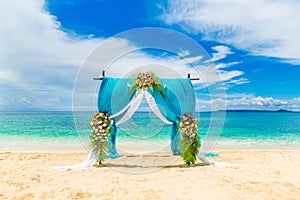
174 46 244 88
184 55 203 64
177 50 203 63
205 45 233 63
161 0 300 63
178 50 190 57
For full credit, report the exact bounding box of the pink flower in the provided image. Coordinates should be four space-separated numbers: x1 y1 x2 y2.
150 77 154 83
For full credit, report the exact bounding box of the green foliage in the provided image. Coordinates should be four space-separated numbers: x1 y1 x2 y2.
89 112 113 164
154 84 165 98
180 134 201 166
129 80 137 96
90 138 109 164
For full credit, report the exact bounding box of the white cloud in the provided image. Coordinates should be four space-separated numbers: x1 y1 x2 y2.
0 71 20 84
223 77 249 90
0 97 4 108
197 98 226 111
0 0 103 110
0 0 246 111
197 95 300 112
205 45 233 63
214 62 240 70
184 55 203 64
161 0 300 63
177 50 190 57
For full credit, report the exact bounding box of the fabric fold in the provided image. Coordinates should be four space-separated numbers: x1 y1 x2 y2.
144 90 173 124
115 90 144 125
110 90 143 119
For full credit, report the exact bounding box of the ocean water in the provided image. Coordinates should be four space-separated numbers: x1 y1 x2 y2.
0 111 299 151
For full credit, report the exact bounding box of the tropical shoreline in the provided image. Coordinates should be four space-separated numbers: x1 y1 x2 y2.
1 137 299 152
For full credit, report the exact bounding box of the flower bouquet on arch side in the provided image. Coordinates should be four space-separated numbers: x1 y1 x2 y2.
129 71 165 98
178 113 201 166
90 111 114 165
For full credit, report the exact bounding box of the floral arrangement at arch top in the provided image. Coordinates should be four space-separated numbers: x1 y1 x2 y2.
129 71 165 98
90 112 113 164
178 113 201 166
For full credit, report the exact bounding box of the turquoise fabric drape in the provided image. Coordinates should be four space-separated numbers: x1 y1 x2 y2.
97 78 129 158
153 79 196 154
97 77 196 158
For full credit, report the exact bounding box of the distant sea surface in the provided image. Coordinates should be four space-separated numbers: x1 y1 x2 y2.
0 111 299 151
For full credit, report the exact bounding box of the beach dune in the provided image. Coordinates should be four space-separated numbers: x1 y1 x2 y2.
0 149 300 199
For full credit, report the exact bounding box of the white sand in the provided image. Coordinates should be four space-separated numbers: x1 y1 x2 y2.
1 149 300 199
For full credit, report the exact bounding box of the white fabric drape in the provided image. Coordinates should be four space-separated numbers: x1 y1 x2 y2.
144 91 172 124
54 147 98 171
112 89 172 125
53 150 236 171
110 90 144 119
115 91 144 125
197 152 238 167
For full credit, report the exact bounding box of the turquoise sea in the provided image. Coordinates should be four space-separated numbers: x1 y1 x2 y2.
0 111 299 151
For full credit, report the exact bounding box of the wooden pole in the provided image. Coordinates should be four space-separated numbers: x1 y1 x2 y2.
93 71 199 80
93 77 103 80
93 70 105 80
187 73 199 80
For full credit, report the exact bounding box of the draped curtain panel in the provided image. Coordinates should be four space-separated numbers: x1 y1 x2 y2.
97 77 196 158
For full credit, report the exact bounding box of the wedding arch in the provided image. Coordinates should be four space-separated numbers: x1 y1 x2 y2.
99 74 197 157
55 71 232 171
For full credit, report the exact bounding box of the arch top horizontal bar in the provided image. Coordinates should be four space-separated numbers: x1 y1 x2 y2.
93 71 199 81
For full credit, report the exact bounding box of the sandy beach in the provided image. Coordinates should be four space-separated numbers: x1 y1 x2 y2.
0 149 299 200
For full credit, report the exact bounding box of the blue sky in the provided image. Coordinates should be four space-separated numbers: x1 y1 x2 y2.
0 0 299 111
